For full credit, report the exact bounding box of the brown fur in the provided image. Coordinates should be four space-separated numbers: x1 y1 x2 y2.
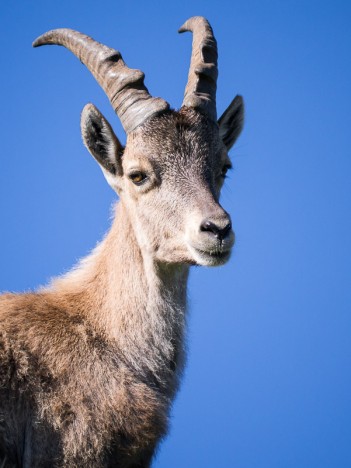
1 68 243 468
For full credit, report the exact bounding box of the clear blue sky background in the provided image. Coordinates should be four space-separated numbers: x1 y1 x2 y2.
1 1 350 467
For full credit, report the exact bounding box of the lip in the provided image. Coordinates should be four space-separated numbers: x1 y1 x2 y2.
189 245 232 266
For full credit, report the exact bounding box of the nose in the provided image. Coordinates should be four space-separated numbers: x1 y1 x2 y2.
200 219 232 241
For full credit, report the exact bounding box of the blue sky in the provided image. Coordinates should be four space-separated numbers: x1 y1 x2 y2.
1 1 350 467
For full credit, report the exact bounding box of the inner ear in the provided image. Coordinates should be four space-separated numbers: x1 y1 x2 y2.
81 103 123 175
218 95 244 150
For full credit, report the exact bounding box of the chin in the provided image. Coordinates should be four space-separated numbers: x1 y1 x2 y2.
188 245 232 267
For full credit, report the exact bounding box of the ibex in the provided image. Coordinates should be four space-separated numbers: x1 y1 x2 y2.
0 16 244 467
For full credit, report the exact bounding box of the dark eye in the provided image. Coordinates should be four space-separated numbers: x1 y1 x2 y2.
221 164 232 178
129 171 147 185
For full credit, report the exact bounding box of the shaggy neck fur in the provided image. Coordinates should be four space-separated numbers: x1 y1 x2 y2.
51 201 189 389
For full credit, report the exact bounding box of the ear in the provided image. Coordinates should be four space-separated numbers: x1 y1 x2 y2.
80 103 123 177
218 95 244 150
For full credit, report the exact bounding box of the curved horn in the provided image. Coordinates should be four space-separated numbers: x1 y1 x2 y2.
179 16 218 122
33 29 169 133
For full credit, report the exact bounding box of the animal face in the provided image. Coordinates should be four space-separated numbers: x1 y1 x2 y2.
81 104 243 266
34 18 244 266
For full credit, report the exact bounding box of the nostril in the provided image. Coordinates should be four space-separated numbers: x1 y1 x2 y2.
200 220 218 234
220 222 232 239
200 220 232 241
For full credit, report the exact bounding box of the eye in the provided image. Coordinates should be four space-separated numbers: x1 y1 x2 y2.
128 171 148 185
220 164 232 179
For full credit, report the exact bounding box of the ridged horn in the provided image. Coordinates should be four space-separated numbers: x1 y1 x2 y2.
179 16 218 122
33 29 170 133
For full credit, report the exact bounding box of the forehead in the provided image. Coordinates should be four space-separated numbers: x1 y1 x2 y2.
128 108 224 166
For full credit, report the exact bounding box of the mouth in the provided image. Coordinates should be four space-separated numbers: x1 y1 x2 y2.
189 245 232 266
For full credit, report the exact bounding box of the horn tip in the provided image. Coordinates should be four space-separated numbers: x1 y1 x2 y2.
32 36 44 48
32 31 54 48
178 24 188 34
33 29 72 48
178 16 209 34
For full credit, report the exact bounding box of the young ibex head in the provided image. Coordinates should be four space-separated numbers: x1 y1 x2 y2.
33 16 244 267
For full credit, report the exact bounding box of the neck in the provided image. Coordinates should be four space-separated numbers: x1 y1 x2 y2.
50 201 190 385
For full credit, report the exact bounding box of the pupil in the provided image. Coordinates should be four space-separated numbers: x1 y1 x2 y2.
130 172 145 184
